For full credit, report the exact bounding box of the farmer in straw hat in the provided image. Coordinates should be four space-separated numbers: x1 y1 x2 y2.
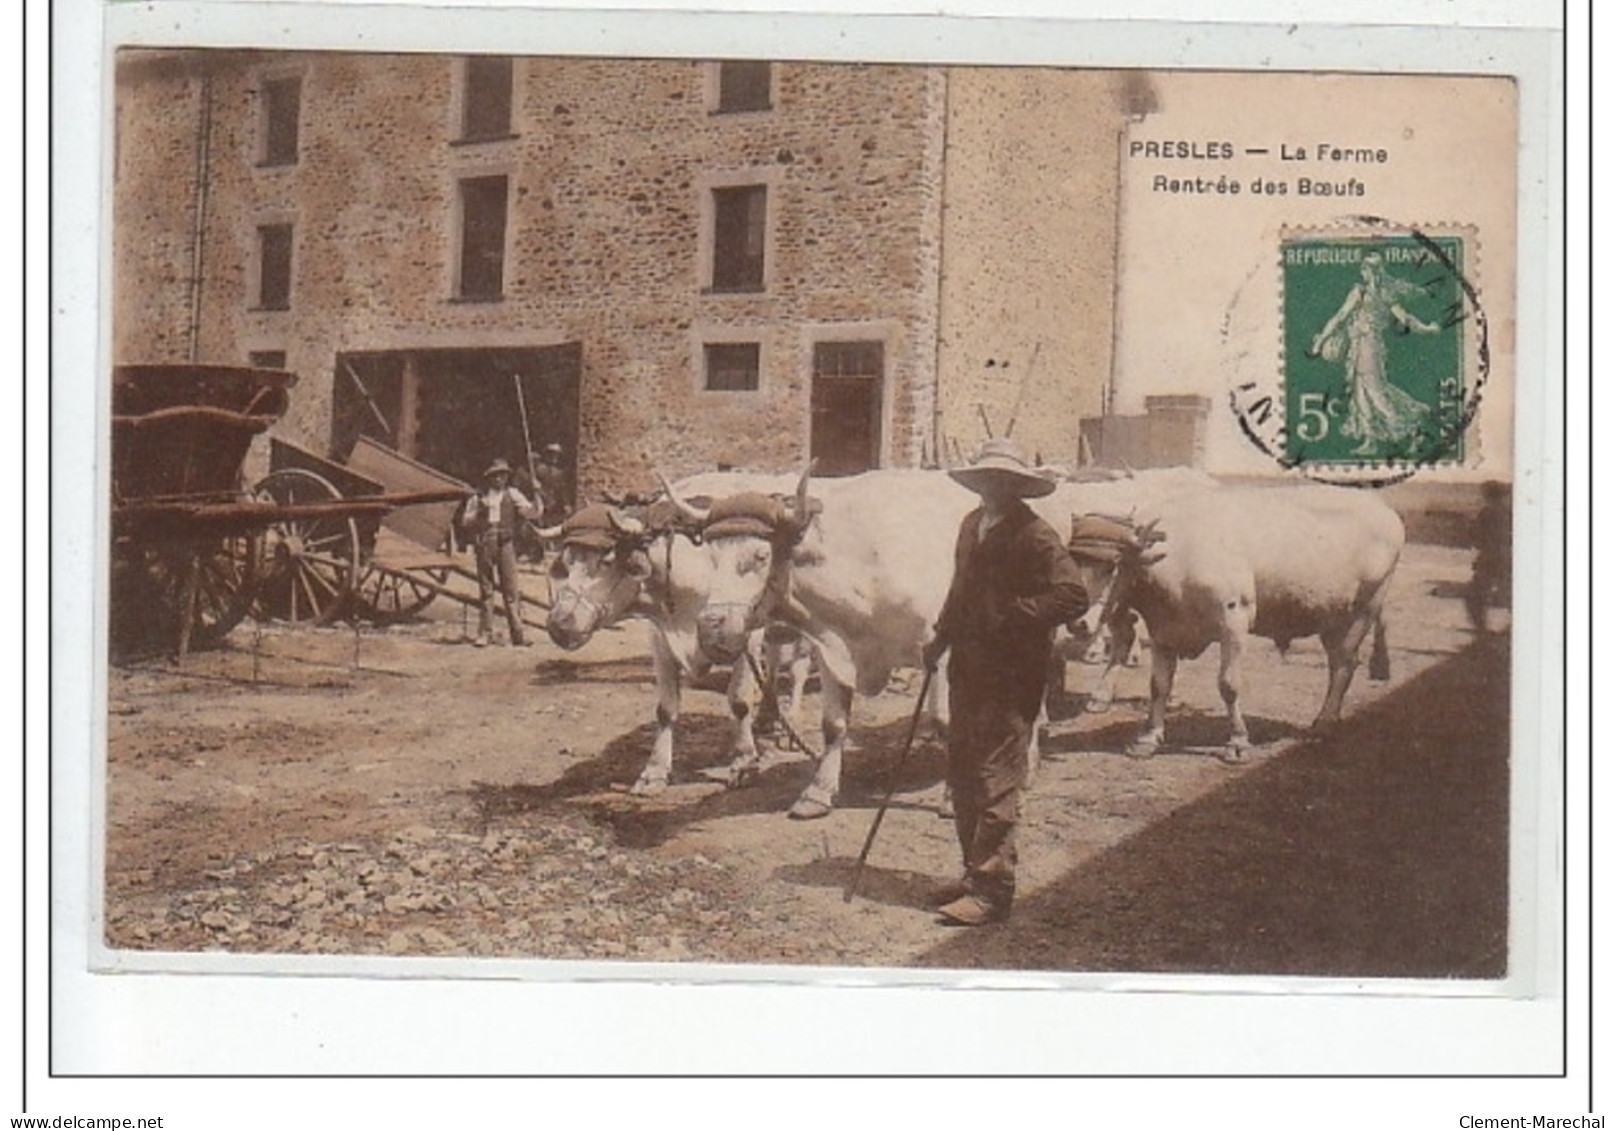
461 458 536 647
921 438 1088 926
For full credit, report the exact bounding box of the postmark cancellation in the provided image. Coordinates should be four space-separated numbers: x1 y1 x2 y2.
1234 221 1487 482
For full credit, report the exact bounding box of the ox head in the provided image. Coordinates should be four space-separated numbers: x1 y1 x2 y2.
1064 513 1166 644
543 502 667 651
658 465 818 666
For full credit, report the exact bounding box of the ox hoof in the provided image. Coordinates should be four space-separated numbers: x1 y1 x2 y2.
1124 740 1159 760
1084 696 1114 715
629 775 669 797
1217 744 1249 766
787 793 834 821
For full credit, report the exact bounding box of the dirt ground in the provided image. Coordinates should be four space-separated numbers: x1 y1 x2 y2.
102 542 1509 978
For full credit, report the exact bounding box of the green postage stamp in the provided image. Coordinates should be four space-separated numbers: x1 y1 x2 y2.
1280 228 1478 470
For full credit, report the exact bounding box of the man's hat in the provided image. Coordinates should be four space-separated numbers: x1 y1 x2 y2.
484 458 513 479
543 443 564 456
948 438 1057 499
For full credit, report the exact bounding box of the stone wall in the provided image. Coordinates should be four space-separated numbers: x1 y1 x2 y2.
112 52 1126 495
935 67 1125 468
114 50 943 495
112 51 211 365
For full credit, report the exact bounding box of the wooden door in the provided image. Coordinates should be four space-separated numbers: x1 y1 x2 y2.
809 341 883 477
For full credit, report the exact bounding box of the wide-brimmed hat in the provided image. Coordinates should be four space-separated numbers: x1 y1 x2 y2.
484 458 513 479
948 438 1056 498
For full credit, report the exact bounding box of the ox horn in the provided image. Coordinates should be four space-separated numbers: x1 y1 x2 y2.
606 508 645 537
1133 517 1167 565
533 522 565 540
795 460 814 509
787 460 819 534
656 470 710 526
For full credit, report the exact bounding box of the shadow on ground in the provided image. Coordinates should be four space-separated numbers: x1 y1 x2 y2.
528 655 657 687
774 859 941 913
914 631 1511 978
459 709 951 848
1039 708 1308 760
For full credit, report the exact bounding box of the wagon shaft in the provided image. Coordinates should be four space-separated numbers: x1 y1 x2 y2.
119 489 468 531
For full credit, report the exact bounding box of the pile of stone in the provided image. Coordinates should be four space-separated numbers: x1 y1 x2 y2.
105 812 759 964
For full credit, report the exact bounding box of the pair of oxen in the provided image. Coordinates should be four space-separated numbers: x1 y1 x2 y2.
541 466 1406 820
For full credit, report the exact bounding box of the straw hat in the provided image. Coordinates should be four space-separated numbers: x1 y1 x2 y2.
948 438 1056 498
484 458 513 479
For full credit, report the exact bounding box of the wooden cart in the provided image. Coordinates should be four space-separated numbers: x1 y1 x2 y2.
109 365 470 657
261 436 475 626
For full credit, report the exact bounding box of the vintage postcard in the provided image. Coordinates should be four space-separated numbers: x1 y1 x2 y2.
99 50 1521 967
57 0 1567 1086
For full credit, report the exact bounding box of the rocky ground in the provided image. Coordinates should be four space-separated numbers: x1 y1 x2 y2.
102 543 1510 979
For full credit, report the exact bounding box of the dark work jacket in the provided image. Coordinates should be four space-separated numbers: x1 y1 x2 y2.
934 500 1089 711
532 464 570 525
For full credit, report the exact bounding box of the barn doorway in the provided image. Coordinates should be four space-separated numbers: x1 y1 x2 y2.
332 344 581 500
809 340 884 477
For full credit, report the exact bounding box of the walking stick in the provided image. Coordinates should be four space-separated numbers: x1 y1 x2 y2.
844 663 936 903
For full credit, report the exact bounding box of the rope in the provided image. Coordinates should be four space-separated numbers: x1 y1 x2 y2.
743 647 820 762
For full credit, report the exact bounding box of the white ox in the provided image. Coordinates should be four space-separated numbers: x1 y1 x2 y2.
664 466 1217 818
542 472 802 795
1068 484 1405 763
1051 469 1221 715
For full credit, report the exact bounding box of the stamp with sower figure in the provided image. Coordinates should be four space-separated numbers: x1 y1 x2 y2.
1234 221 1487 484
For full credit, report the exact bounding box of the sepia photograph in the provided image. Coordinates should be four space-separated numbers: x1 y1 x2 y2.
97 44 1524 979
42 0 1575 1095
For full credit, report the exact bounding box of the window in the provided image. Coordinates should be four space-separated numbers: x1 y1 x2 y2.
716 61 772 113
260 76 301 166
248 350 287 369
710 185 767 292
458 175 509 300
704 342 760 391
460 56 514 142
814 341 884 379
256 224 293 310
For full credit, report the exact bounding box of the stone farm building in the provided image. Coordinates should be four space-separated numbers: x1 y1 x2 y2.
113 49 1164 495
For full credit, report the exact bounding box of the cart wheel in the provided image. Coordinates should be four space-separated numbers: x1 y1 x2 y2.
111 532 263 656
352 560 445 625
253 468 360 625
189 530 264 643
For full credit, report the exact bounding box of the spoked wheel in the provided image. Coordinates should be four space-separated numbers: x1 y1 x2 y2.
110 531 263 658
183 530 263 645
253 468 360 625
348 524 457 625
351 561 446 624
